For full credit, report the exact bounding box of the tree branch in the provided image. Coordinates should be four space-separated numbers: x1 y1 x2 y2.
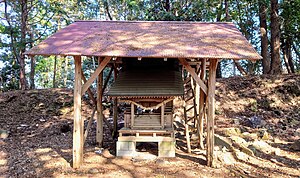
292 43 300 59
104 0 113 20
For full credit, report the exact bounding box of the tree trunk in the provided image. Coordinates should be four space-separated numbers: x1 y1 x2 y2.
234 60 248 76
287 40 295 73
224 0 230 21
292 43 300 59
30 57 35 89
216 64 222 78
29 27 35 89
104 0 113 20
270 0 281 74
165 0 170 12
216 0 223 78
283 44 291 73
63 57 68 87
53 56 57 88
259 0 270 74
248 62 255 75
19 0 29 90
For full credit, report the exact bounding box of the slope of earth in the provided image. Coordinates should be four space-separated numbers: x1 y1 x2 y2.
0 74 299 178
216 74 300 142
214 74 300 177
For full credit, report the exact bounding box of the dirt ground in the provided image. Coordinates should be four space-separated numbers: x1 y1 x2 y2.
0 74 300 178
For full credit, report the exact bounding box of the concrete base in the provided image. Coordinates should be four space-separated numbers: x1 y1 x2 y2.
116 139 175 158
158 141 175 157
116 141 136 157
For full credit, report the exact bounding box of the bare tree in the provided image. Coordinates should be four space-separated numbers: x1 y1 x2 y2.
19 0 29 89
270 0 282 74
259 0 270 74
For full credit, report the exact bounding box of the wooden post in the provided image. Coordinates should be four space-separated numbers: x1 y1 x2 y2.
131 103 134 128
96 57 103 147
206 59 218 167
73 56 83 168
182 69 191 154
184 106 191 153
198 59 207 149
195 64 200 131
113 65 118 136
161 104 165 129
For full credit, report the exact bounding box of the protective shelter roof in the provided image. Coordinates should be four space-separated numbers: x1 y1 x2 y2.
25 21 262 60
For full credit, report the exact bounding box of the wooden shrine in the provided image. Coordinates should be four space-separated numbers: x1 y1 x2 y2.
25 21 261 168
107 58 183 157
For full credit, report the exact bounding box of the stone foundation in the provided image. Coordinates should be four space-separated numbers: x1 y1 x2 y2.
116 137 175 157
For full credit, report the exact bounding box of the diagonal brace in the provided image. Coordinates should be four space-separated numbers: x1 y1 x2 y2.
178 58 208 95
81 56 111 95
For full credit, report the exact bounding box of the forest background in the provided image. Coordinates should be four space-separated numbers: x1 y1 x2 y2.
0 0 299 91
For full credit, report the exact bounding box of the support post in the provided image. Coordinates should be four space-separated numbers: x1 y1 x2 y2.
182 69 191 153
113 65 118 136
184 106 191 153
195 64 200 130
131 103 134 128
73 56 83 168
96 57 103 147
198 59 207 149
161 104 165 129
206 59 218 167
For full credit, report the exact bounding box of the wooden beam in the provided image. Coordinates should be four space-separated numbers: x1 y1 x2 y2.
73 56 83 168
206 59 218 167
198 59 207 149
81 69 97 105
178 58 207 95
96 57 104 147
84 106 96 143
81 69 113 134
82 56 111 95
102 66 113 95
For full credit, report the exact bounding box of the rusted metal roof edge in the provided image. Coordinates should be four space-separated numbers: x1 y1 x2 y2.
23 53 261 60
74 20 235 25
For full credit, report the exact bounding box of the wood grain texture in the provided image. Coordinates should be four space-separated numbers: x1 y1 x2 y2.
198 58 207 149
73 56 83 168
206 58 218 167
96 57 104 147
